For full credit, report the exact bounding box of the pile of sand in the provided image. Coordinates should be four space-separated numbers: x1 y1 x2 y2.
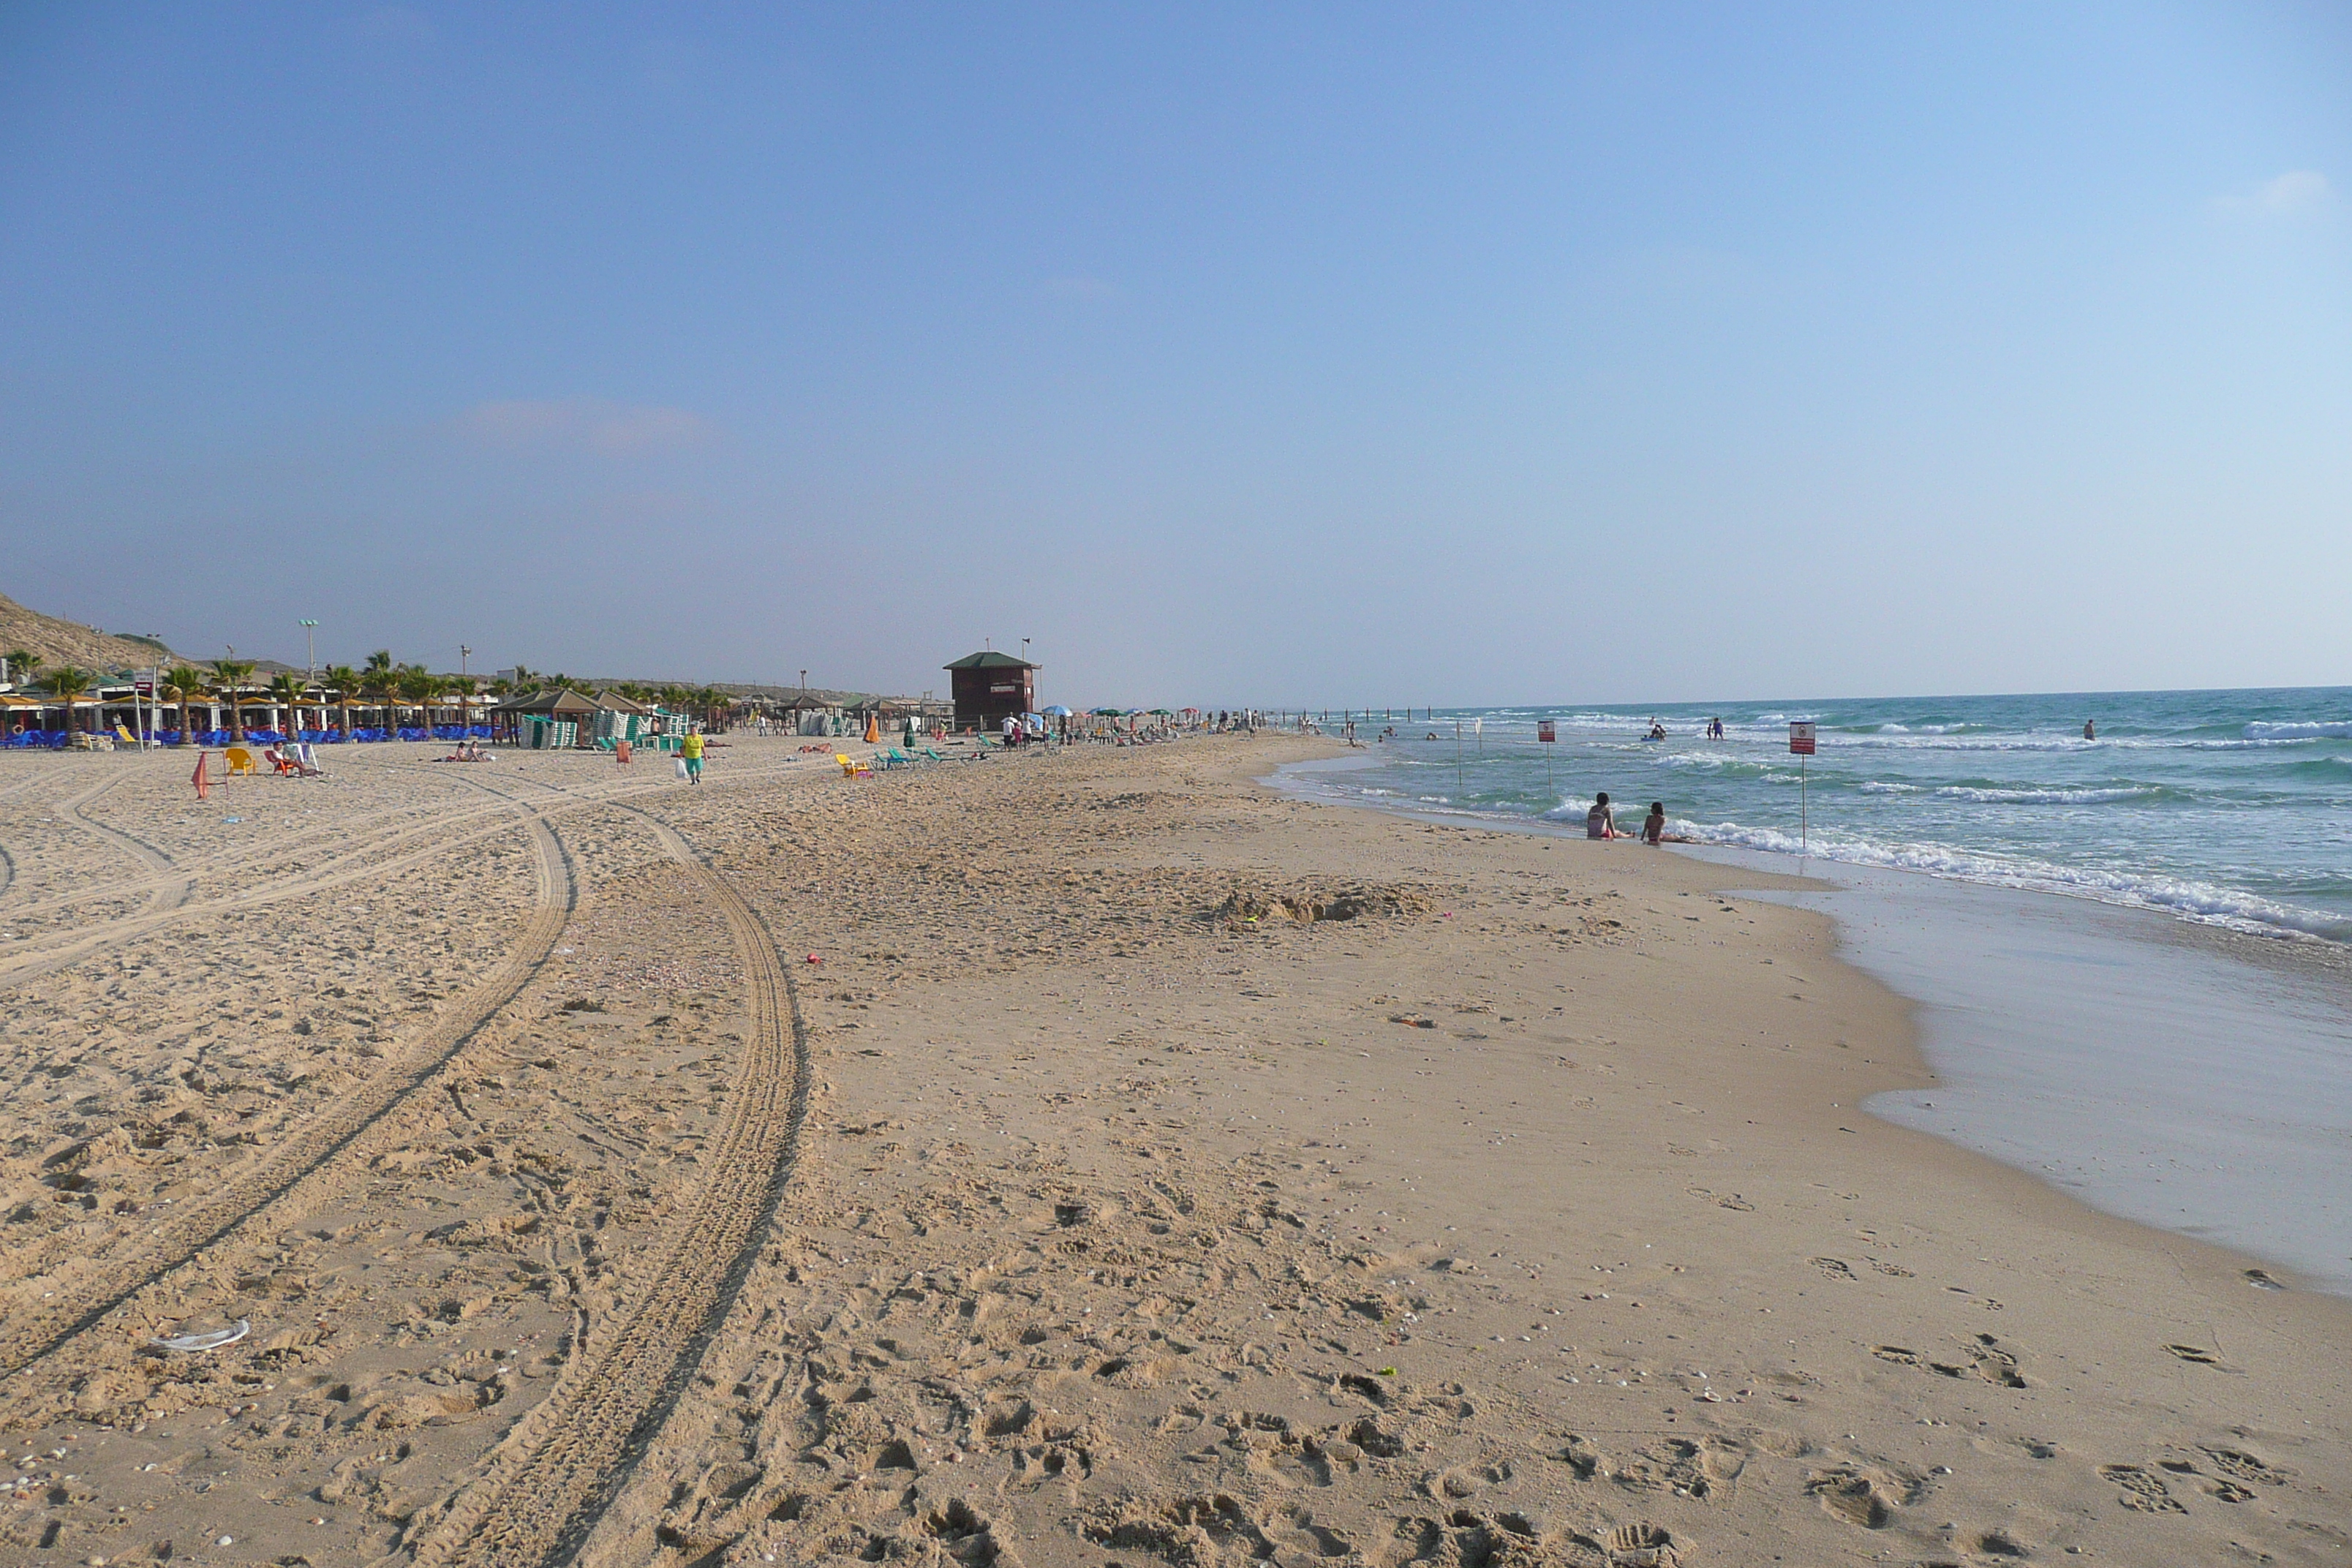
0 591 180 674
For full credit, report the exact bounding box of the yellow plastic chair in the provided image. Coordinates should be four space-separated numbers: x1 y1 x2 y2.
224 745 258 776
836 753 870 778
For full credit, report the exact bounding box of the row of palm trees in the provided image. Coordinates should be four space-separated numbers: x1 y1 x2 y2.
4 648 742 739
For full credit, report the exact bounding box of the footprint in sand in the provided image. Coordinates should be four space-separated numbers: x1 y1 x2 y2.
1871 1334 2025 1387
2098 1463 2188 1514
1809 1256 1857 1280
1805 1468 1893 1529
2201 1445 2293 1487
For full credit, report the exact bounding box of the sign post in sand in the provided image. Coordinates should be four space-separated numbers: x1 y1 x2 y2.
1789 722 1816 849
1538 718 1555 794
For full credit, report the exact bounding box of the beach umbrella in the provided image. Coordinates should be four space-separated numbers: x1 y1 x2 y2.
1090 706 1125 716
1042 704 1073 716
1148 708 1174 715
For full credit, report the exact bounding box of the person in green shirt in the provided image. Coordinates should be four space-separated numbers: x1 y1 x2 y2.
681 729 705 783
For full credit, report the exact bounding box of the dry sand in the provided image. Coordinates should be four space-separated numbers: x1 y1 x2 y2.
0 735 2344 1568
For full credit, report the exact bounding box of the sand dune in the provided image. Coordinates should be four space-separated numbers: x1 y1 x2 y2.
0 736 2342 1567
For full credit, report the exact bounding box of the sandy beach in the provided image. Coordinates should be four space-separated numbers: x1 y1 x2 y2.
1 735 2345 1568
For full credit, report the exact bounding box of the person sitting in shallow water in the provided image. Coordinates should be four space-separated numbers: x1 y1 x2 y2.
1586 791 1616 839
1643 802 1666 844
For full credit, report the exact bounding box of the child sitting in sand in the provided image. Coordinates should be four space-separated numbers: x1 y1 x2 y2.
1586 792 1616 839
1643 802 1666 844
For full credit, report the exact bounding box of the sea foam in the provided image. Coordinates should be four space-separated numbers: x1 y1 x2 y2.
2246 720 2352 739
1673 821 2348 941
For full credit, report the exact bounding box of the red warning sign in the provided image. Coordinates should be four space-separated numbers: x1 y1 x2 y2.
1788 722 1816 756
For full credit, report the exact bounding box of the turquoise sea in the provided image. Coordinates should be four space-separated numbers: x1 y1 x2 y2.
1275 687 2352 943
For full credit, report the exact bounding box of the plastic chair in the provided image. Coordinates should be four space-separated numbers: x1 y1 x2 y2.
224 745 258 776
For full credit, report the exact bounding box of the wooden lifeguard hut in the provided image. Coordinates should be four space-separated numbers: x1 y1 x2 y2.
943 650 1036 733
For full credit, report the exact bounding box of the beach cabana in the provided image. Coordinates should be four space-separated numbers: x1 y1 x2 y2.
777 690 844 736
591 689 657 746
491 687 598 747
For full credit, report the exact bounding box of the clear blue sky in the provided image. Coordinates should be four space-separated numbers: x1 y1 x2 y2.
2 3 2346 705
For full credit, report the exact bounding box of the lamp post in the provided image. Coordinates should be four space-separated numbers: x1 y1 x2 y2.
298 620 318 682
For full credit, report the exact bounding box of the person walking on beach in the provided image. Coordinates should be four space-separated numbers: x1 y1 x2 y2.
1586 791 1616 839
1643 802 1667 844
681 728 705 783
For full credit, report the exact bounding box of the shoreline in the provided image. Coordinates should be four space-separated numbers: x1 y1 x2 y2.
1270 747 2352 959
0 736 2345 1565
1271 750 2352 1298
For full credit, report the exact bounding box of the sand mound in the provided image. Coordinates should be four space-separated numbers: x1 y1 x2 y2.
0 591 180 673
1216 878 1428 925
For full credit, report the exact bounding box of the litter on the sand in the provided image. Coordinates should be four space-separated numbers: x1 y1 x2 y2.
150 1320 249 1353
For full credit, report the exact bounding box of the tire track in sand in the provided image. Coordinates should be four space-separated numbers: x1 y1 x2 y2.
0 813 577 1390
0 753 818 971
411 807 808 1568
0 784 587 984
57 772 190 914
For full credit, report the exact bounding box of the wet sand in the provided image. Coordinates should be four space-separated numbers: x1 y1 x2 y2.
0 736 2345 1567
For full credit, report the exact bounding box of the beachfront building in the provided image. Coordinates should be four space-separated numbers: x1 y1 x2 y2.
944 650 1037 734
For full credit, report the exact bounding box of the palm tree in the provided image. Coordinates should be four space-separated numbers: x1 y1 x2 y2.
451 676 483 735
266 671 308 739
3 649 37 687
162 666 210 743
398 667 438 735
211 660 256 740
42 666 91 734
358 661 397 733
323 665 359 736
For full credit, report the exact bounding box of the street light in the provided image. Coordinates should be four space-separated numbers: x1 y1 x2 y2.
298 620 319 682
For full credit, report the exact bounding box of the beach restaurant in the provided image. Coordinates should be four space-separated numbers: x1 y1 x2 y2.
944 649 1037 733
